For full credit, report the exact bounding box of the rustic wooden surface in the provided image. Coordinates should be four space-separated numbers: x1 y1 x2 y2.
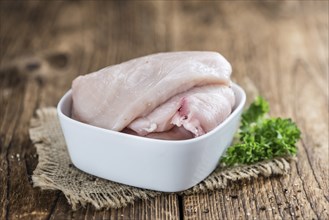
0 1 328 219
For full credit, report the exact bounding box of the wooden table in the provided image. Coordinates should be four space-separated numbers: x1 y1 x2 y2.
1 1 328 219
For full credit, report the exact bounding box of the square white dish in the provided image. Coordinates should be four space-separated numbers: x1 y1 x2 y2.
57 83 246 192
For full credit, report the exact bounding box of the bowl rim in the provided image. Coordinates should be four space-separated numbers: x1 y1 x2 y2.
57 83 246 144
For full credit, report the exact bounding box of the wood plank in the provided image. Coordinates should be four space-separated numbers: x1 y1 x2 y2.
0 1 179 219
171 1 329 219
0 1 328 219
48 194 178 220
1 2 63 219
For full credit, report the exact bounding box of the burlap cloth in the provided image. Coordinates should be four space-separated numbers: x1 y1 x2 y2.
29 108 293 210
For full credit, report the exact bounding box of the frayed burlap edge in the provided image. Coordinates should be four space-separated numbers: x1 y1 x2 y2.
29 108 294 210
182 156 294 195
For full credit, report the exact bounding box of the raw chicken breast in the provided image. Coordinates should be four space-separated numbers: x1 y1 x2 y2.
72 51 232 131
146 127 194 140
123 127 194 140
128 85 235 137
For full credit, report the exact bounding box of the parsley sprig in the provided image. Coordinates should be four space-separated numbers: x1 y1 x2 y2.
220 96 301 166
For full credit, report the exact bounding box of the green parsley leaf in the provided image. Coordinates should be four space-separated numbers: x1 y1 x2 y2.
241 96 269 128
220 96 301 166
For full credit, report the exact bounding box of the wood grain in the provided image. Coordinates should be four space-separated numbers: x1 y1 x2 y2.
0 1 328 219
173 1 328 220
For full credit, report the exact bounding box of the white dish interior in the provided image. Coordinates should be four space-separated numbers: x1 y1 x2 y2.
57 83 246 192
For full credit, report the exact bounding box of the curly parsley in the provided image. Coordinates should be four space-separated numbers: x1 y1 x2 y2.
220 96 301 166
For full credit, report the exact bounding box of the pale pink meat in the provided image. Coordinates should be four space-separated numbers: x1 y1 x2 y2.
71 51 232 132
128 85 235 137
122 127 194 140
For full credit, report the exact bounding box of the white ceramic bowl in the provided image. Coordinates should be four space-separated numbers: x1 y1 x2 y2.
57 83 246 192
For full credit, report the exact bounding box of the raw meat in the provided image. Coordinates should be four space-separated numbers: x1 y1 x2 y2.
72 51 232 133
123 127 194 140
128 85 235 137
